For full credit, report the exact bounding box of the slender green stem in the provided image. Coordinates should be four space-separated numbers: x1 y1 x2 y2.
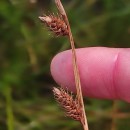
5 87 14 130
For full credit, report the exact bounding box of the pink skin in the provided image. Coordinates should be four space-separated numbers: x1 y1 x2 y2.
51 47 130 103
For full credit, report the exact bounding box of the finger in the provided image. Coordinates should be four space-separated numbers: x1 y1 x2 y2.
51 47 130 103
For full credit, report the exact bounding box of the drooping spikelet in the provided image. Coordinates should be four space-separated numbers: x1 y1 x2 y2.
39 14 69 36
53 87 83 122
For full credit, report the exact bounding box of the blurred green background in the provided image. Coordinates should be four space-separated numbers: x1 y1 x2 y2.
0 0 130 130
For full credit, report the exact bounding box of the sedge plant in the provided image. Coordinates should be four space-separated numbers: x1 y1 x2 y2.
39 0 89 130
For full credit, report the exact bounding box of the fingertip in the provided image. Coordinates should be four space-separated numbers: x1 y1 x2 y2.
51 50 75 89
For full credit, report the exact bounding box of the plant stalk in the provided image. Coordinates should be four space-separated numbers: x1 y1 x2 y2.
5 87 14 130
55 0 89 130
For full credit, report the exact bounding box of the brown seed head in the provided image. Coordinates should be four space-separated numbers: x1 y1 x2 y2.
53 87 83 122
39 14 69 36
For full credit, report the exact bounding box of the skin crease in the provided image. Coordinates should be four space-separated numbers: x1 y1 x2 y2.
51 47 130 103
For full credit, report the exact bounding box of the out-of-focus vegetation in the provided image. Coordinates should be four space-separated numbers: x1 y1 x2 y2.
0 0 130 130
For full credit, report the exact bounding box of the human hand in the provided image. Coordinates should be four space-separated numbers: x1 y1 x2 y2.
51 47 130 103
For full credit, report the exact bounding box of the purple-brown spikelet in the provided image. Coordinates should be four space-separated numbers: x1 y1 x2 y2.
53 87 83 122
39 14 69 36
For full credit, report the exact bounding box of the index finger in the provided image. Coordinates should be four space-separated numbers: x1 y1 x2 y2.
51 47 130 103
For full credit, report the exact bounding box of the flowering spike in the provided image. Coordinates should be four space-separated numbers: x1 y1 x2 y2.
39 14 69 36
53 87 83 122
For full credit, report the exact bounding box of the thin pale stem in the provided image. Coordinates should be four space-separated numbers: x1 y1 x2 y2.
111 101 118 130
55 1 89 130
